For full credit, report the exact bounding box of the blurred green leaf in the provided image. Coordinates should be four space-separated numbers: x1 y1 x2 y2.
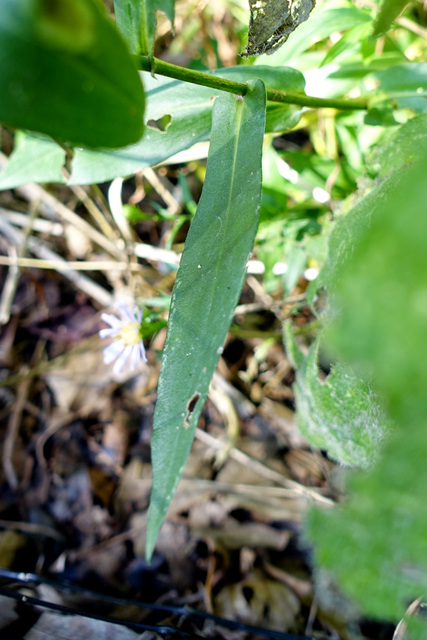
320 22 373 67
327 154 427 417
308 408 427 623
368 112 427 177
70 66 303 184
364 96 398 126
306 173 390 309
283 243 307 293
285 324 389 468
373 0 410 36
0 0 145 148
146 79 266 559
114 0 174 57
0 132 66 189
308 146 427 623
362 63 427 111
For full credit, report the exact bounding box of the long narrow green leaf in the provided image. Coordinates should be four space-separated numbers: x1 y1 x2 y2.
373 0 410 36
146 80 266 560
114 0 174 57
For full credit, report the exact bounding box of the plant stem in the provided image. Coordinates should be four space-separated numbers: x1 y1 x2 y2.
136 56 369 111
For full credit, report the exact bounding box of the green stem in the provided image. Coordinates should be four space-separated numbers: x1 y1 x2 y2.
136 56 369 111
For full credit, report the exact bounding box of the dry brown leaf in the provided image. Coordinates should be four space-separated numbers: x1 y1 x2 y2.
215 569 300 632
24 612 139 640
114 458 151 514
44 348 112 412
193 519 292 551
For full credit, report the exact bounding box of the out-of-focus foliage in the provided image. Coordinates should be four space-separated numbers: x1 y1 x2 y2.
0 0 145 147
307 147 427 630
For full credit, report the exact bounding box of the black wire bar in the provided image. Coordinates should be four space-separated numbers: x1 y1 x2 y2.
0 568 314 640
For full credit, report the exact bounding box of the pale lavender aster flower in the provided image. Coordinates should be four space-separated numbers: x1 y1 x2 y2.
100 304 147 374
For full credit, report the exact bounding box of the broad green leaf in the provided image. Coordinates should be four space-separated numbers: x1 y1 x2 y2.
113 0 174 57
0 0 145 148
308 149 427 623
146 80 266 560
0 133 66 189
70 66 303 185
285 324 388 468
373 0 410 36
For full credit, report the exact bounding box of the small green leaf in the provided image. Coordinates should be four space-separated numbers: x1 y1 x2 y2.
146 80 266 560
0 0 145 148
114 0 174 57
285 324 389 468
0 132 66 189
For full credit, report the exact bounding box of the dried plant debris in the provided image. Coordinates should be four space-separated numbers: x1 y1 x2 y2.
243 0 316 56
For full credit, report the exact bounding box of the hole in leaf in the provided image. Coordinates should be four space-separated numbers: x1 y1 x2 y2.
146 114 172 133
184 392 201 427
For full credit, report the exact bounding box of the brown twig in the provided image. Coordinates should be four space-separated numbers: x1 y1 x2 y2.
3 375 31 489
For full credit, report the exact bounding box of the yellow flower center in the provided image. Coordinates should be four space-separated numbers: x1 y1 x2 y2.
119 321 141 347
